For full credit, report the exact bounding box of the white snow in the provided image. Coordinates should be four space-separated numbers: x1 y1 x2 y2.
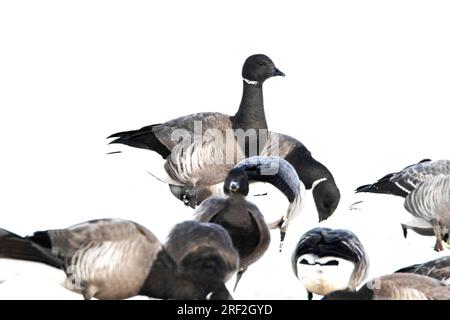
0 1 449 299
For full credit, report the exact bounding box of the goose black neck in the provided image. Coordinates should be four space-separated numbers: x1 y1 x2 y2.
233 81 267 131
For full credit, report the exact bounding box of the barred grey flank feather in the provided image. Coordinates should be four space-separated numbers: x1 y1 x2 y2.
403 175 450 251
404 176 450 223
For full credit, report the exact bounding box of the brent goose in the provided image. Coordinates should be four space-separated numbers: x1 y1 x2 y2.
193 167 270 290
174 132 340 223
108 54 284 197
291 227 369 300
260 132 340 222
355 159 450 197
403 175 450 251
355 159 450 247
0 219 238 300
233 156 305 251
323 273 450 300
395 256 450 284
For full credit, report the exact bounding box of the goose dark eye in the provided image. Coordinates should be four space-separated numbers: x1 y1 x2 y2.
257 61 265 66
299 259 309 264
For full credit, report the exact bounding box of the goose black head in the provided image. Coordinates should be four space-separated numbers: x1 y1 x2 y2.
224 168 249 196
313 180 341 222
242 54 285 85
177 247 234 300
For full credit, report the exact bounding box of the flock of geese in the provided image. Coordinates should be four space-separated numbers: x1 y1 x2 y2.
0 54 449 300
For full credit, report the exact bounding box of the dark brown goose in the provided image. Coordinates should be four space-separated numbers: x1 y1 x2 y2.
0 219 238 300
395 256 450 283
193 167 270 291
323 273 450 300
108 54 284 200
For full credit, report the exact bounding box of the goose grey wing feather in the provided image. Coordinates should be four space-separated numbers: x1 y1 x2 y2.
46 219 160 259
393 160 450 193
374 273 450 300
396 256 450 282
152 112 233 150
156 113 243 186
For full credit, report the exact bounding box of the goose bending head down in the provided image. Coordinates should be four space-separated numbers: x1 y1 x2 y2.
292 227 369 300
193 168 271 291
0 219 239 300
233 156 305 251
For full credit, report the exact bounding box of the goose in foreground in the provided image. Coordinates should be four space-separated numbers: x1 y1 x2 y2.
403 175 450 252
291 227 369 300
0 219 238 300
322 273 450 300
193 167 270 290
108 54 285 199
395 256 450 283
355 159 450 197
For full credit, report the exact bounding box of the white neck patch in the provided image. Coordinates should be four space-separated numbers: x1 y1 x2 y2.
243 78 259 86
311 178 327 191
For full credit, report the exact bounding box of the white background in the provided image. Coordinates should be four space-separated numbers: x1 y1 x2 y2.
0 0 449 299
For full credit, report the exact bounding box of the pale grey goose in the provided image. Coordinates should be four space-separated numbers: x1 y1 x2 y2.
355 159 450 249
323 273 450 300
0 219 238 300
404 175 450 251
193 167 270 290
291 227 369 300
395 255 450 284
108 54 284 201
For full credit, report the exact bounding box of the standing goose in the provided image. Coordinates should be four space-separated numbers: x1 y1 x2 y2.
291 227 369 300
403 175 450 251
108 54 285 202
193 167 270 290
395 256 450 283
0 219 238 300
355 159 450 197
323 273 450 300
